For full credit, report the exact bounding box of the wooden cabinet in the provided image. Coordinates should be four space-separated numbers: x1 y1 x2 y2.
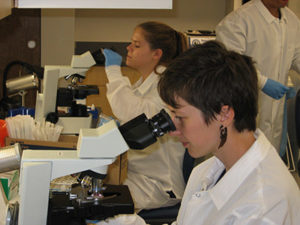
78 66 140 185
82 66 140 117
15 0 172 9
0 0 13 20
0 9 41 108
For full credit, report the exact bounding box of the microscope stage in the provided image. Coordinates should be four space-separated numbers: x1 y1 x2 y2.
47 184 134 225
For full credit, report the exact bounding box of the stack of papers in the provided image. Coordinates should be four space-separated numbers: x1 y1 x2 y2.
0 170 19 225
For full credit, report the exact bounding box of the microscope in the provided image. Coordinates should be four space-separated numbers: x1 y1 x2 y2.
14 109 175 225
34 50 104 135
0 51 100 127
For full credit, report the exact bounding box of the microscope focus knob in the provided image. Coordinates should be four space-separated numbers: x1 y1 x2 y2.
46 112 59 124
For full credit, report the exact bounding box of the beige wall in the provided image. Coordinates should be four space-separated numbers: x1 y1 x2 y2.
42 0 226 65
41 0 300 66
0 0 13 20
75 0 225 42
41 9 75 65
289 0 300 16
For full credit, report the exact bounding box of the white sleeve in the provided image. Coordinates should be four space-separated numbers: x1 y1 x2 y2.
257 69 268 90
105 66 163 122
95 214 147 225
221 215 278 225
291 20 300 74
216 13 247 55
216 16 267 90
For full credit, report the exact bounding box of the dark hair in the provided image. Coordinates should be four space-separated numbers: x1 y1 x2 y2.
158 40 258 132
137 21 187 73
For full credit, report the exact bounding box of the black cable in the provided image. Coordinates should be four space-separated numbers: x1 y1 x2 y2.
0 61 44 119
2 60 44 98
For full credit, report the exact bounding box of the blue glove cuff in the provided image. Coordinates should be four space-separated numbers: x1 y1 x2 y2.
262 79 289 100
103 49 122 67
286 87 296 99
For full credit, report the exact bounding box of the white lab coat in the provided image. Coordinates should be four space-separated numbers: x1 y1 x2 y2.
105 65 186 210
174 129 300 225
216 0 300 152
96 129 300 225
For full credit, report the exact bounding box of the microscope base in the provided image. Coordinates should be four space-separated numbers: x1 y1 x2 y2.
47 184 134 225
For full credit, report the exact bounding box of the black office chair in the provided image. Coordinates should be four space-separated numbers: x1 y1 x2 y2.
138 149 195 225
293 89 300 176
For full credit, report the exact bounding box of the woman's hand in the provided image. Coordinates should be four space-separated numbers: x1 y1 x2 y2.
103 49 122 67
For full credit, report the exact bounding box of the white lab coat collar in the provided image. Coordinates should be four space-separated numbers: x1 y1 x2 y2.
256 0 287 24
208 129 269 210
280 8 288 24
133 66 165 96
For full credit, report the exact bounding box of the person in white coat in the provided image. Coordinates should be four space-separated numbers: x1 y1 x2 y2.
216 0 300 155
96 41 300 225
102 21 188 211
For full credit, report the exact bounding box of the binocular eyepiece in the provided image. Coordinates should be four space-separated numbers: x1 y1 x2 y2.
148 109 176 137
119 109 176 150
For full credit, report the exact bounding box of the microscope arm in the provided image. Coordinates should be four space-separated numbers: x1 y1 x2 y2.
34 51 97 124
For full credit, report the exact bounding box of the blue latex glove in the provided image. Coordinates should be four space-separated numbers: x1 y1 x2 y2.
286 87 296 99
262 79 289 100
103 48 122 67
